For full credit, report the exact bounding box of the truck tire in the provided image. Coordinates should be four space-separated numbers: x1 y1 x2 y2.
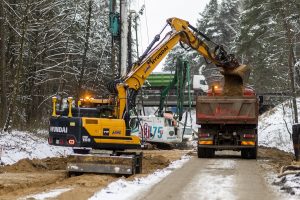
197 147 215 158
241 148 257 159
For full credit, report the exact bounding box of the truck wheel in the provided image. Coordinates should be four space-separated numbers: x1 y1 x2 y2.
241 148 257 159
198 147 215 158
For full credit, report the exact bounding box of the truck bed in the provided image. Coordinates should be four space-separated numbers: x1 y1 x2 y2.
196 96 258 125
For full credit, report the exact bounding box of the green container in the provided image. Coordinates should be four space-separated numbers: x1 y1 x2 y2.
146 73 175 88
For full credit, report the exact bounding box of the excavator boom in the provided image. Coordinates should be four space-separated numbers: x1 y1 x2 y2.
117 17 248 119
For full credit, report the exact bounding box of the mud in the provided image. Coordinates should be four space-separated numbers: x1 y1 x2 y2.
258 147 294 172
0 171 66 196
1 157 69 173
0 150 187 200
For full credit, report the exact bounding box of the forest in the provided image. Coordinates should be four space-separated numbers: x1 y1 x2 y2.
0 0 300 131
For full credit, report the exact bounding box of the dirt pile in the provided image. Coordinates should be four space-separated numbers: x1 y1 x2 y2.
0 150 188 199
0 171 66 197
1 150 185 174
258 147 294 171
222 75 244 96
1 157 69 173
143 155 170 174
220 64 250 96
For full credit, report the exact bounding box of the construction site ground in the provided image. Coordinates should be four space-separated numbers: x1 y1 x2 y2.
0 148 295 200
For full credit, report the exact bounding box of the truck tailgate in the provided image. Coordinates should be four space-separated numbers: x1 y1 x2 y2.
196 96 258 124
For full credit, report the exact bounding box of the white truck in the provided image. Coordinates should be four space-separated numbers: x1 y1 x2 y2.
130 114 183 145
193 75 208 92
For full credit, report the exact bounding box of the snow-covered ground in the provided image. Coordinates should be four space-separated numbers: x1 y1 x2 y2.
0 130 72 165
258 99 299 153
22 188 72 200
89 155 190 200
274 174 300 197
258 99 300 197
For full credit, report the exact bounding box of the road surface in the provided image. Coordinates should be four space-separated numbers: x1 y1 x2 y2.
136 151 281 200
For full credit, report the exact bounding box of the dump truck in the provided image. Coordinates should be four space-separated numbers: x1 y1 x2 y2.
196 86 259 159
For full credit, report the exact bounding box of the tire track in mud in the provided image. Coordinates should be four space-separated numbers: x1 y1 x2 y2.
0 150 188 200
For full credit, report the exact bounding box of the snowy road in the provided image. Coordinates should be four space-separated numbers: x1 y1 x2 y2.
135 151 281 200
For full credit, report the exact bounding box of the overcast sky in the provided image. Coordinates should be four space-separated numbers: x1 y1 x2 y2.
130 0 211 71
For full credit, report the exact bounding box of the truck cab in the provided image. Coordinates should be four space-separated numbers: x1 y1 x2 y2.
193 75 208 93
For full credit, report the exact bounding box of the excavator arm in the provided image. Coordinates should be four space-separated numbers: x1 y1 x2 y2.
116 17 243 119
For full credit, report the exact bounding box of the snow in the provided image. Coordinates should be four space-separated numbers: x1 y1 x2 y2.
22 188 71 200
258 98 300 197
283 174 300 196
185 160 236 200
192 174 235 200
89 155 191 200
0 130 72 165
258 99 298 153
273 173 300 198
295 60 300 68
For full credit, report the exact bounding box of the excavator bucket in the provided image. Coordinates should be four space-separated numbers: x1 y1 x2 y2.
67 151 143 176
220 65 251 96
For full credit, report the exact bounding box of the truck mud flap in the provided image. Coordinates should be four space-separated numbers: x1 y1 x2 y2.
67 152 143 175
198 145 256 150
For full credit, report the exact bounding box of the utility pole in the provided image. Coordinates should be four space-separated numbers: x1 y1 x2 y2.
109 0 119 78
127 11 140 72
127 12 133 71
120 0 128 77
134 13 139 58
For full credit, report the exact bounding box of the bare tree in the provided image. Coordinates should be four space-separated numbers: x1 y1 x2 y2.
280 1 298 123
3 2 29 132
0 0 7 128
77 0 93 100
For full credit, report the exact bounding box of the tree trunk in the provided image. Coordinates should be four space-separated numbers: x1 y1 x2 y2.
281 2 298 123
0 1 7 128
289 45 298 123
57 1 79 109
77 0 93 100
3 5 29 132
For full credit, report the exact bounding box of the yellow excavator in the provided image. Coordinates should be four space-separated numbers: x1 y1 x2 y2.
49 17 248 175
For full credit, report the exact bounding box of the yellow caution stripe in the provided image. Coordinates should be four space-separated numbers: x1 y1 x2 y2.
199 140 213 145
241 141 255 146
